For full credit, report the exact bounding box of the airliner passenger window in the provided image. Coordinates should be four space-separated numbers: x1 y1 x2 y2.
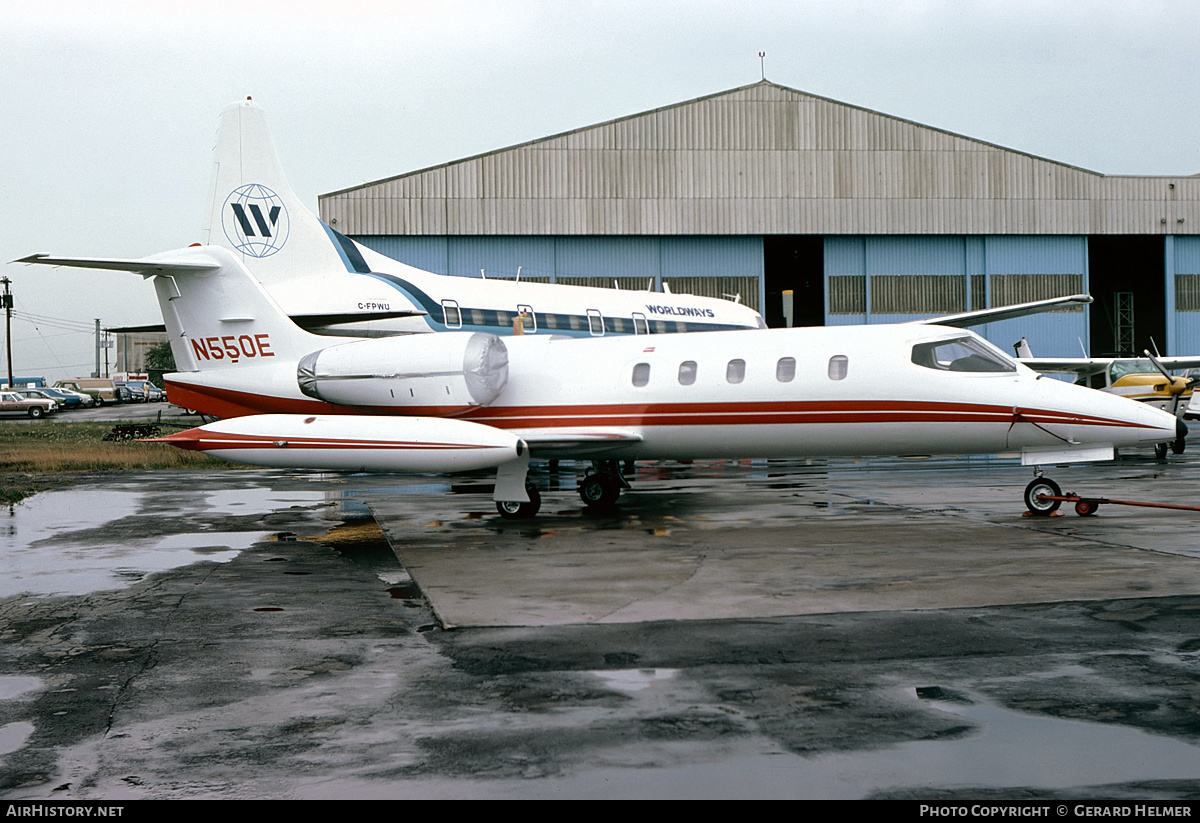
678 361 697 386
828 355 848 381
910 337 1015 373
632 313 649 335
726 359 745 384
632 363 650 387
776 357 796 382
442 300 461 328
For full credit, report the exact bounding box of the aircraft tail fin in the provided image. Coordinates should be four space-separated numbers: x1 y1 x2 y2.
202 98 382 285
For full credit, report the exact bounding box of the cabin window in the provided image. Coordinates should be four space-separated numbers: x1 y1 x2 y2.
911 337 1015 373
678 360 698 386
543 313 558 330
632 363 650 387
495 310 509 328
828 355 849 381
568 315 582 331
609 317 625 334
587 309 605 336
470 309 485 326
776 357 796 382
517 305 536 333
632 312 649 335
726 359 745 384
442 300 461 328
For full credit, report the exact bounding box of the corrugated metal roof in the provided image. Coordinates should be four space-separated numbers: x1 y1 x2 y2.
319 80 1200 237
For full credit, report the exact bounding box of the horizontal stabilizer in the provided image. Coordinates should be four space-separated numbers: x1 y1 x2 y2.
14 253 221 277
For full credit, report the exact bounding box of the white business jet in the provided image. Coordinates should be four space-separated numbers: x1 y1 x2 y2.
18 245 1180 519
199 98 764 338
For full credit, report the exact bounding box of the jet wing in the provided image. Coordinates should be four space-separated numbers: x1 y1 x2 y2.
14 253 220 277
521 430 644 458
291 310 429 338
915 294 1093 328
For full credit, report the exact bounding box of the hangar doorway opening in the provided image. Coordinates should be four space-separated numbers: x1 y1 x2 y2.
764 236 824 328
1087 236 1165 356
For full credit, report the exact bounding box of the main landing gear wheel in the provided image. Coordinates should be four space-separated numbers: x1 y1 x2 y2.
1023 477 1062 516
496 485 541 520
579 473 622 508
1074 499 1100 517
1155 443 1169 460
1172 438 1186 455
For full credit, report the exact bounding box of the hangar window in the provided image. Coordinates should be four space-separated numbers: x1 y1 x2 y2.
632 363 650 387
726 359 745 384
776 357 796 383
911 337 1015 373
678 361 698 386
828 355 849 381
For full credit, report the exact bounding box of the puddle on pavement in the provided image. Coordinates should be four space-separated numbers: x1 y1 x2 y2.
0 723 34 759
0 677 41 761
0 488 324 598
488 680 1200 799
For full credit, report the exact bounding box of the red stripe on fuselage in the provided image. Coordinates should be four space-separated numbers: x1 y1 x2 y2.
159 429 503 453
164 382 1157 432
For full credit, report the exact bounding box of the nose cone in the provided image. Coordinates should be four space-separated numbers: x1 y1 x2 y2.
1042 378 1180 448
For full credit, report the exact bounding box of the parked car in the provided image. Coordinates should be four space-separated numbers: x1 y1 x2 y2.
54 378 120 406
17 388 77 410
0 391 55 419
117 380 164 402
55 387 96 407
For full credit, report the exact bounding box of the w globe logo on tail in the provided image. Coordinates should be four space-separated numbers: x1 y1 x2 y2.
222 184 289 257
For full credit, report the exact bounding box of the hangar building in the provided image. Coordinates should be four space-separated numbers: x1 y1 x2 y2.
318 80 1200 357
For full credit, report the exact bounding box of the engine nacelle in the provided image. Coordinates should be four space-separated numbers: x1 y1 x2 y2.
297 332 508 412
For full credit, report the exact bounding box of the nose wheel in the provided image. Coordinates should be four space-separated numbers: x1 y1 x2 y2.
496 485 541 519
1023 477 1063 516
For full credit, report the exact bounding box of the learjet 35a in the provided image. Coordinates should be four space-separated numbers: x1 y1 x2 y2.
19 243 1182 518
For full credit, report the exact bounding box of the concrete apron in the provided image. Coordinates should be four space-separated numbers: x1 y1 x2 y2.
363 458 1200 628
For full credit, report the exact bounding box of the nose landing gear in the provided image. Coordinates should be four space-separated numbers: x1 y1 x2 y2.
1023 476 1063 515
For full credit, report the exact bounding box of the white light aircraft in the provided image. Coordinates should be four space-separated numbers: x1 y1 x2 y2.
202 98 766 338
17 246 1182 519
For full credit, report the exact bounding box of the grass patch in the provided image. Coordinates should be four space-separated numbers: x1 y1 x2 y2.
0 421 229 504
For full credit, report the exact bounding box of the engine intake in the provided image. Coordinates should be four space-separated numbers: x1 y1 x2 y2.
297 332 508 412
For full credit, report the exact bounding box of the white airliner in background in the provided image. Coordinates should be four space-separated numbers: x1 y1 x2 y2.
18 244 1180 519
198 97 765 338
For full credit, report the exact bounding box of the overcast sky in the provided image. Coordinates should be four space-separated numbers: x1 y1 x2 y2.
4 0 1200 381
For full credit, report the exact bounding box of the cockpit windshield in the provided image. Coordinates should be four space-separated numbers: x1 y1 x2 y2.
1109 359 1156 381
911 337 1016 373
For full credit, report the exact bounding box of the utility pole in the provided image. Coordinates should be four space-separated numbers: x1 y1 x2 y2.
1 277 12 389
93 319 100 378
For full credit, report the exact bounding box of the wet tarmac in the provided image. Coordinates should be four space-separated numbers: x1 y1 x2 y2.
2 451 1200 799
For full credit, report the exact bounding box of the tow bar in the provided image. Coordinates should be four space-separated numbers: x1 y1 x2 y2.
1033 492 1200 517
